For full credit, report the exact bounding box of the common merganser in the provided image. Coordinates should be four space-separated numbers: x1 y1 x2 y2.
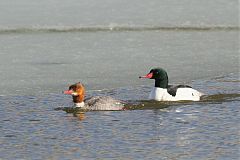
63 82 125 111
139 68 204 101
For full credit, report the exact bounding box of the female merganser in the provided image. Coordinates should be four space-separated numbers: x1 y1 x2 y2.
139 68 204 101
63 82 125 111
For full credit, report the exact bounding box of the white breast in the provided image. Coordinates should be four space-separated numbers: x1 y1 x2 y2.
149 87 203 101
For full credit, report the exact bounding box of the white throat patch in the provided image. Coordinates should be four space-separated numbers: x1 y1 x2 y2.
74 102 85 108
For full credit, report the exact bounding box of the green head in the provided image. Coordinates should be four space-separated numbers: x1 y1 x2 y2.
139 68 169 88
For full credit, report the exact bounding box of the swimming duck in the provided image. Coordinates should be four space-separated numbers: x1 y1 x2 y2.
63 82 125 111
139 68 203 101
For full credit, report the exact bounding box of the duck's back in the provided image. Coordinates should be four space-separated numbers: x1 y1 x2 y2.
85 96 125 110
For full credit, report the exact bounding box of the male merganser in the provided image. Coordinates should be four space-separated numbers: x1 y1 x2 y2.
139 68 204 101
63 82 125 111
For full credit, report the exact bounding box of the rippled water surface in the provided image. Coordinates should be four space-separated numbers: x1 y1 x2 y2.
0 0 239 159
1 74 239 159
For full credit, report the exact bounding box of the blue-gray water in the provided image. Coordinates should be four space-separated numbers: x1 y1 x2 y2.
0 0 239 159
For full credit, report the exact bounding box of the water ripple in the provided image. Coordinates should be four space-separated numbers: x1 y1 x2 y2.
0 25 239 34
0 74 239 159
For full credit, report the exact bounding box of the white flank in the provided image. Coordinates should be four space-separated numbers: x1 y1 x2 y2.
149 87 203 101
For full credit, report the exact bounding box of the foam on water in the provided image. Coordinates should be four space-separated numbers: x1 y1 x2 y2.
0 25 239 34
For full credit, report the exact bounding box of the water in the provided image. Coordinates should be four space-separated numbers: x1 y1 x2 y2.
0 0 238 27
0 74 239 159
0 0 239 159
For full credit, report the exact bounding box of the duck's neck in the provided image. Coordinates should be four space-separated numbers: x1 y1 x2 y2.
72 95 85 107
74 102 85 108
155 79 168 88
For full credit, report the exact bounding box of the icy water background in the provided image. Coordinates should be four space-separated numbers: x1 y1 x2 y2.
0 0 239 159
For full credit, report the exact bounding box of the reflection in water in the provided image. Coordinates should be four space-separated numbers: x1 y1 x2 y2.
1 74 239 159
73 111 86 121
56 93 239 115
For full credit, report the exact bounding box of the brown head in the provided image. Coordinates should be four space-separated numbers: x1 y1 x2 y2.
63 82 85 103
